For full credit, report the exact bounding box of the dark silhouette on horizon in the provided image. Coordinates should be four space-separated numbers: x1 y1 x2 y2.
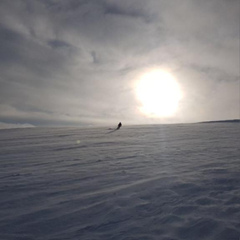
107 122 122 134
117 122 122 130
199 119 240 124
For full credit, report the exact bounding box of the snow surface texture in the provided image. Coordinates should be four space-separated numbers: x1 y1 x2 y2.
0 123 239 240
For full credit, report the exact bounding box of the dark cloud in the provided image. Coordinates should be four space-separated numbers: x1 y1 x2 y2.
48 39 72 49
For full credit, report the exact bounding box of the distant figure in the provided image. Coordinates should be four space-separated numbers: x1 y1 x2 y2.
117 122 122 130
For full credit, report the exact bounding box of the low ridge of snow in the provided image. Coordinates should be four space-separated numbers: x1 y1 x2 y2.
0 124 239 240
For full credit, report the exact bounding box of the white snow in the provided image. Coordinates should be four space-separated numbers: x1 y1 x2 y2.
0 123 240 240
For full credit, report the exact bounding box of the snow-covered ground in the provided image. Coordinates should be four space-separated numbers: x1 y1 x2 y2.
0 123 239 240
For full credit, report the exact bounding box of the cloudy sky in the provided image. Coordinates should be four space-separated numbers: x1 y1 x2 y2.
0 0 239 128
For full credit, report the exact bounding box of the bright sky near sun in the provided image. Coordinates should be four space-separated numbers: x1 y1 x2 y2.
0 0 239 128
135 70 182 118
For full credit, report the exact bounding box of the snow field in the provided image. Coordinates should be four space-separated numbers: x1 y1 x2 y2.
0 124 239 239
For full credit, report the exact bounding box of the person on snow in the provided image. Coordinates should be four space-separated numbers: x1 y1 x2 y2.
117 122 122 130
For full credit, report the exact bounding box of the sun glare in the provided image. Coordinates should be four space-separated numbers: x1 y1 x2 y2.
135 69 182 117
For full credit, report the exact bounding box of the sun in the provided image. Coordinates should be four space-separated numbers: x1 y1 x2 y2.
135 69 182 117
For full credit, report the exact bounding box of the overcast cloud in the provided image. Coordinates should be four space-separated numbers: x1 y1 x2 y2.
0 0 239 127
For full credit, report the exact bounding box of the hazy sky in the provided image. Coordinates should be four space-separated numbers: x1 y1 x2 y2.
0 0 239 128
